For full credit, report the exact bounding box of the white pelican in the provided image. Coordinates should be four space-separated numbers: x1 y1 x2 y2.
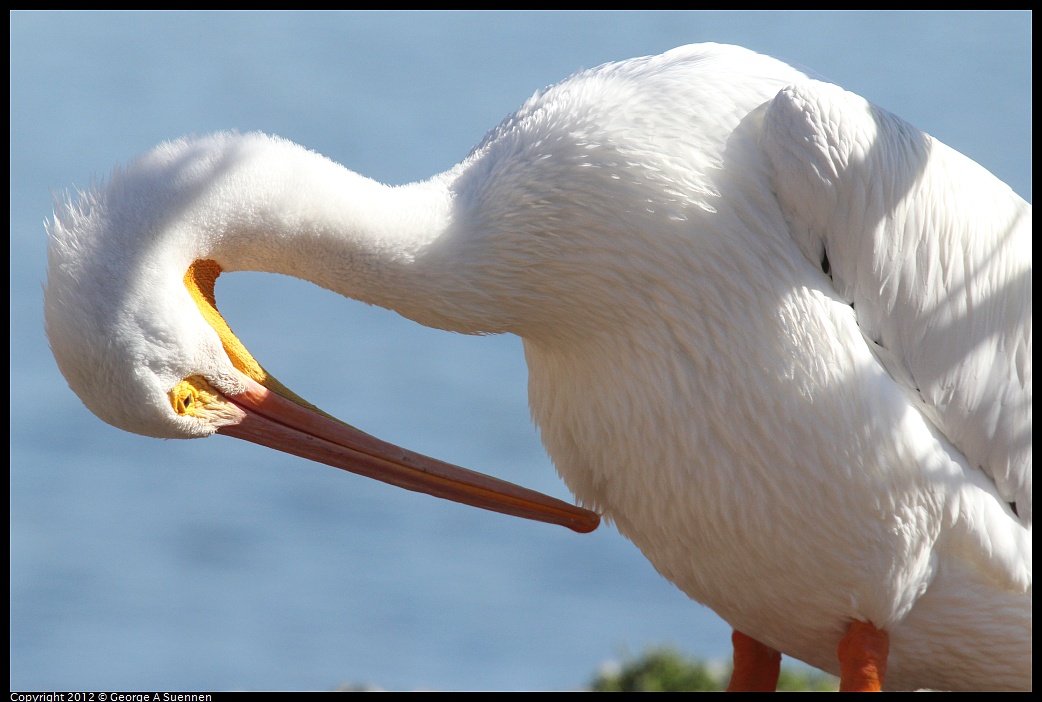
45 44 1030 691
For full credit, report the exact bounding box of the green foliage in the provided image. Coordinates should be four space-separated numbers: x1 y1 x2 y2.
776 666 839 692
589 647 838 692
591 648 721 692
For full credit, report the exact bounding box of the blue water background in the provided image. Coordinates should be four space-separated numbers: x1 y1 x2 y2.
10 10 1031 691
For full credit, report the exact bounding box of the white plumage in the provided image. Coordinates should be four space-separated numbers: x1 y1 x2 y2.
45 44 1030 690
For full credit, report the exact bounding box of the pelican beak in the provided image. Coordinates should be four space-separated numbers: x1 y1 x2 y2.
211 374 600 533
178 258 599 534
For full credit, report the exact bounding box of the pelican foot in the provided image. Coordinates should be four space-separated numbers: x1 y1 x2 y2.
838 620 889 691
727 629 782 691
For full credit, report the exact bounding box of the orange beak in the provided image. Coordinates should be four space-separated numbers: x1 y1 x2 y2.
216 375 600 534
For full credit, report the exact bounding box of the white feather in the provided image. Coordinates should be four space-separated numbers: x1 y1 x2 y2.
46 43 1030 690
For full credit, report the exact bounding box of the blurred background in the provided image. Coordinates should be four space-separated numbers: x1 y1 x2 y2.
10 10 1031 691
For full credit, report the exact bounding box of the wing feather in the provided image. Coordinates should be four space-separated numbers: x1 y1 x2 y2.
761 80 1031 525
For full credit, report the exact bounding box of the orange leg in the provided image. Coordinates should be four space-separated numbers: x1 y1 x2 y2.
727 629 781 692
837 620 889 692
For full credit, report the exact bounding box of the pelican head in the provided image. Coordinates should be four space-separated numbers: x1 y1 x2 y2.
44 134 599 533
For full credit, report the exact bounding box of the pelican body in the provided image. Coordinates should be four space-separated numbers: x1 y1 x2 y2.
45 44 1030 690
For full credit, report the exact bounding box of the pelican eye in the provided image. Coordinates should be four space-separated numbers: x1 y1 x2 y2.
169 376 222 417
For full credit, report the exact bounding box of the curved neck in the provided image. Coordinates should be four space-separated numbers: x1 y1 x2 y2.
195 137 492 331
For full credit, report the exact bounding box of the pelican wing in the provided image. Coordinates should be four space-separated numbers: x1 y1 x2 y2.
760 80 1032 525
